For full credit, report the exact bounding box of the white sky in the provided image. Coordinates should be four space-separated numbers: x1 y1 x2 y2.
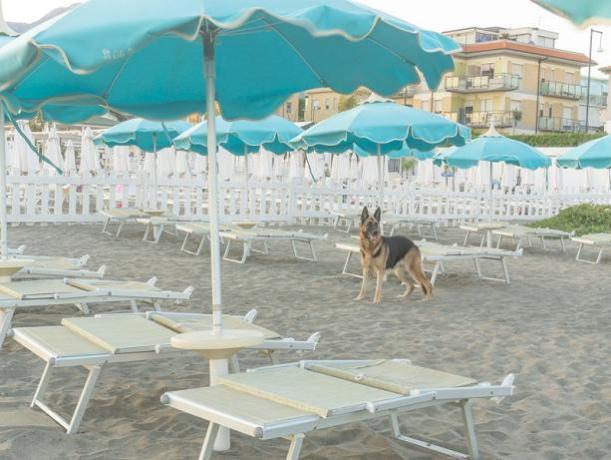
3 0 610 77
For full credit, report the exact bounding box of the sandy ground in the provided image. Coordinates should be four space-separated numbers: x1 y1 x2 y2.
0 221 610 460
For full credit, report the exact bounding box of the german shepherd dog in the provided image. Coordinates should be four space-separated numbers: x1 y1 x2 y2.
356 207 433 303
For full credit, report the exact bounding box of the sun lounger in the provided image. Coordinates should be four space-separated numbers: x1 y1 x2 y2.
331 210 362 232
571 233 611 264
136 215 198 244
336 240 522 285
12 311 320 434
0 277 194 347
384 215 442 239
222 228 328 264
162 359 515 460
10 254 107 280
100 208 168 239
492 225 574 252
177 222 258 256
460 222 508 247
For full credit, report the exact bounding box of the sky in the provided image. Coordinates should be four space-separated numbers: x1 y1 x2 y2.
3 0 610 77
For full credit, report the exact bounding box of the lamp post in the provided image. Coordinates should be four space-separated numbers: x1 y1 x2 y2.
535 57 547 134
585 29 604 133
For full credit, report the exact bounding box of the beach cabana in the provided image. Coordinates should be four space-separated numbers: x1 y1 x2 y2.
0 0 463 450
292 96 470 207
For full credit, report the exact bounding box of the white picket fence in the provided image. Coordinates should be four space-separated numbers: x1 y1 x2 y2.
5 173 611 225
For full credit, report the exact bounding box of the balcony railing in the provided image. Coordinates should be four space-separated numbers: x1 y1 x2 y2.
539 81 584 100
445 111 517 128
582 94 608 108
538 116 584 133
446 74 521 93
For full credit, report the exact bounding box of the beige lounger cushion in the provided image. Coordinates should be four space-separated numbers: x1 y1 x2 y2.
220 367 397 417
0 279 84 300
149 313 281 340
62 316 176 353
12 326 111 360
24 258 82 270
572 233 611 245
306 360 476 394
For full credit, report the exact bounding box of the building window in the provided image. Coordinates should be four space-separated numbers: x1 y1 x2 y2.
510 100 522 112
433 99 443 113
481 64 495 78
325 98 330 110
313 100 321 111
286 101 292 114
480 99 493 113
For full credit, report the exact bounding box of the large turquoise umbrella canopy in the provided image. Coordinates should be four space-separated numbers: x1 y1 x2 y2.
531 0 611 27
94 118 191 152
175 115 302 155
292 96 471 154
445 126 551 170
0 0 460 122
556 135 611 169
354 143 435 160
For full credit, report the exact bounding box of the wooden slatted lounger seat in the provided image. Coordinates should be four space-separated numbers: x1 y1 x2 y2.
12 311 320 434
0 277 194 347
162 359 515 460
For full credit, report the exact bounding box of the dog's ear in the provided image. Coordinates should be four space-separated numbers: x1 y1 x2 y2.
374 207 381 222
361 206 369 224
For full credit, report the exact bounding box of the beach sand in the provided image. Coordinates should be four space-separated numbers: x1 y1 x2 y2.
0 222 610 459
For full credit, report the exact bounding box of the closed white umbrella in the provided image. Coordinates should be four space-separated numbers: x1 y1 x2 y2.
218 146 234 182
42 126 63 176
288 151 303 179
257 148 274 180
143 150 156 176
175 149 189 176
156 147 176 178
5 138 17 175
501 164 517 189
112 146 131 176
13 121 40 175
193 152 207 176
63 140 77 175
79 127 101 175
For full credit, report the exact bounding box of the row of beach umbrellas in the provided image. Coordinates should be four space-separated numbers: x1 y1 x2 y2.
0 1 608 451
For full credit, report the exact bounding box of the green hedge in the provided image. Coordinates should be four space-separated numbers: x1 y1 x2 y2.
471 130 605 147
528 204 611 235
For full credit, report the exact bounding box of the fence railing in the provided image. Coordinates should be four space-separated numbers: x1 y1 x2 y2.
5 174 611 225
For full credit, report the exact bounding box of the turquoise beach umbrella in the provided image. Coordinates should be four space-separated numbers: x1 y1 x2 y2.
531 0 611 27
556 135 611 169
354 143 436 160
174 115 302 156
95 118 191 152
445 125 550 221
292 96 470 205
0 1 462 431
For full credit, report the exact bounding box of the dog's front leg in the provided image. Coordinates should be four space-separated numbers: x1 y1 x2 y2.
356 267 369 301
373 269 384 304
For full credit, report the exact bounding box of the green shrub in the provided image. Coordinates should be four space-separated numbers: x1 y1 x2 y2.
472 131 605 147
528 204 611 235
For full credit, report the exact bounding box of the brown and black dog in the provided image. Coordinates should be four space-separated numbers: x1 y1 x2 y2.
356 206 433 304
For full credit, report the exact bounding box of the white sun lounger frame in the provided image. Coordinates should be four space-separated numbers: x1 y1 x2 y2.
0 278 194 347
12 310 320 435
177 223 213 256
100 209 148 238
493 227 574 252
222 230 328 264
162 360 515 460
571 234 611 264
331 211 362 233
335 242 522 284
385 216 442 240
14 254 107 280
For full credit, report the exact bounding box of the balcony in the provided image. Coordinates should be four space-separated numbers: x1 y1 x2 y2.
446 111 517 128
538 117 584 133
445 74 520 93
582 94 608 108
539 81 584 100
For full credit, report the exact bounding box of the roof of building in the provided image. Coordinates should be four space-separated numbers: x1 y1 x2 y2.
458 40 593 66
599 65 611 74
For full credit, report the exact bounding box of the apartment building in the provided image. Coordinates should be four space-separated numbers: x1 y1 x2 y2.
601 66 611 134
409 26 592 133
301 88 370 123
275 93 301 122
579 75 608 132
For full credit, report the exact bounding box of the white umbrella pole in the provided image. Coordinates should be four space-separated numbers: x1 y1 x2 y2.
376 144 383 209
152 133 158 210
244 145 249 212
204 34 230 452
0 106 7 259
488 162 493 223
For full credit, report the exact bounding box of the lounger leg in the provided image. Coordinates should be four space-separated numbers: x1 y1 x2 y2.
496 235 502 249
101 217 110 235
286 433 305 460
463 231 470 246
430 262 441 286
461 400 481 460
560 237 566 252
501 258 510 284
0 307 15 348
75 303 90 315
341 252 363 279
539 235 546 250
67 365 102 434
432 224 439 241
292 240 317 262
199 423 220 460
223 240 248 264
229 356 240 374
130 300 139 313
31 363 53 408
115 221 124 239
575 244 604 264
333 215 340 231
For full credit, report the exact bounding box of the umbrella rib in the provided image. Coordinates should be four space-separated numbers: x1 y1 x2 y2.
259 17 328 87
101 54 137 101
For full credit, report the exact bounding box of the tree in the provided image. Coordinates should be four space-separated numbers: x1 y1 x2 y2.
338 94 359 112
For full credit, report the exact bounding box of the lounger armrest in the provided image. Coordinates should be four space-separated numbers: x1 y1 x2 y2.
97 265 108 278
79 255 90 267
182 286 195 299
366 392 437 413
491 373 516 403
243 309 257 323
146 277 158 287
